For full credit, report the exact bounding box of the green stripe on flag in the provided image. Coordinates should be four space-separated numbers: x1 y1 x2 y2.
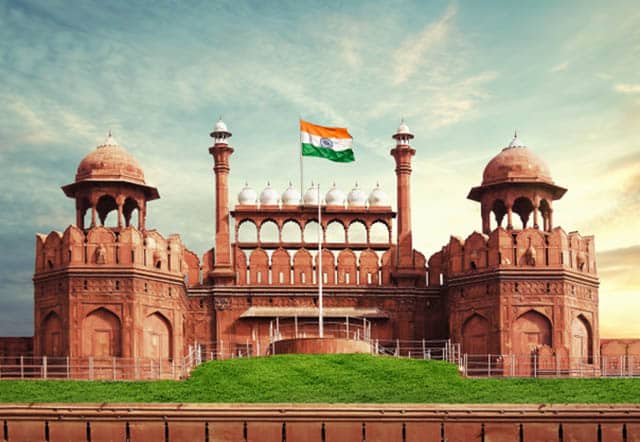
302 143 355 163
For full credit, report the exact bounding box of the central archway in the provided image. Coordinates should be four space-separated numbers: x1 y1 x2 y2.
462 314 489 355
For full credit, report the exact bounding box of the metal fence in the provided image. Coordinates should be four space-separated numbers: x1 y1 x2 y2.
0 349 201 381
461 353 640 378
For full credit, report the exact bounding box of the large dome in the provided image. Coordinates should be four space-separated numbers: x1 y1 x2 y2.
481 135 552 186
75 133 146 185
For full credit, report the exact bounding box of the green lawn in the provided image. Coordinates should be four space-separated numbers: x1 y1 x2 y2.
0 354 638 403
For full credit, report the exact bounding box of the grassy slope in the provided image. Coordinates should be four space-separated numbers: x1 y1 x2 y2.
0 354 638 403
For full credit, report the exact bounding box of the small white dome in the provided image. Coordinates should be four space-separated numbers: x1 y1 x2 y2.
325 183 346 206
368 183 390 207
214 119 228 133
507 130 525 148
259 182 279 206
347 183 367 207
393 119 414 139
303 183 320 205
238 182 257 205
281 182 301 205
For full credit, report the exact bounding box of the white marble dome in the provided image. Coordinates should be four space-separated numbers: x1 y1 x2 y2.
347 183 367 207
325 183 346 206
368 183 390 207
237 182 257 205
259 182 279 206
303 183 320 205
213 118 229 133
281 182 301 205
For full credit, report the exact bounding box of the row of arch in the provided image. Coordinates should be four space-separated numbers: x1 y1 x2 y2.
482 195 555 234
40 308 173 359
77 193 146 230
236 219 391 244
234 247 427 286
461 310 593 363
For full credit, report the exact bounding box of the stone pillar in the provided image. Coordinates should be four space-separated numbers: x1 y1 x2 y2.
76 204 83 229
139 205 146 231
548 209 553 231
481 205 491 234
116 197 124 228
506 205 513 230
90 204 97 228
533 205 539 229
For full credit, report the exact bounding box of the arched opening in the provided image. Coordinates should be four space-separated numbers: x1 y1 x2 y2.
303 220 321 243
491 199 507 230
512 310 552 355
79 198 91 229
370 221 390 243
82 308 122 358
325 220 346 243
259 220 279 243
143 312 173 359
237 220 258 243
281 220 302 243
512 197 534 229
571 315 593 364
96 195 118 227
347 221 367 244
41 311 63 356
462 314 489 355
123 198 140 228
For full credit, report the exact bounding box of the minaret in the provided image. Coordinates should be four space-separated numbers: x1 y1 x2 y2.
391 121 416 266
208 118 235 285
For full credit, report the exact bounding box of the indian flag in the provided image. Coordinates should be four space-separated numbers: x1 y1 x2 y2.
300 119 355 163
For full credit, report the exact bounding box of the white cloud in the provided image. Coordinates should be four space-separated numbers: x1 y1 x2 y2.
393 4 457 85
614 83 640 94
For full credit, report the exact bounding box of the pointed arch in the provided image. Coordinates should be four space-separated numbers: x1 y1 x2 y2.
347 220 367 244
82 307 122 357
572 315 593 364
237 220 258 243
249 248 269 284
293 249 313 285
359 249 379 285
41 311 63 356
143 311 173 359
512 310 552 355
271 248 291 285
337 249 357 284
462 313 490 355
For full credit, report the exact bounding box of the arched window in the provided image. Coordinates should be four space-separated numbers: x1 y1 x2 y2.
369 221 390 243
347 221 367 243
281 220 302 243
512 197 534 229
237 220 258 243
143 312 173 359
303 220 321 243
325 220 346 243
259 220 279 243
96 195 118 227
491 199 507 230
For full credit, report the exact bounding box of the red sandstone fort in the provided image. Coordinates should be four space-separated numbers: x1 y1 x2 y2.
0 119 635 378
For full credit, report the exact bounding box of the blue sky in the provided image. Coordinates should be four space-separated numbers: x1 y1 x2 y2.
0 0 639 337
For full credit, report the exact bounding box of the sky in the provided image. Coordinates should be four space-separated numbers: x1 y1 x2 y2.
0 0 639 337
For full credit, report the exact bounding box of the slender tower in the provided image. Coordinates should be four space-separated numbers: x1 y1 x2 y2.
208 119 236 285
390 121 420 286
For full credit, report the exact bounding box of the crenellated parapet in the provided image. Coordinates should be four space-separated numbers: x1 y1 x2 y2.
428 226 597 280
35 225 201 284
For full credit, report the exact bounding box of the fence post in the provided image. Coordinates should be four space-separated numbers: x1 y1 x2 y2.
621 355 624 377
66 356 70 379
113 357 116 381
487 354 491 377
89 357 94 380
345 316 349 338
220 340 224 359
422 339 426 359
427 348 431 360
395 339 400 357
20 355 24 379
257 341 261 357
533 353 537 378
375 339 379 355
43 356 47 380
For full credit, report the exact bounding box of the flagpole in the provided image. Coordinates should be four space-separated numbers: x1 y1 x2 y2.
299 117 304 199
317 183 323 338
